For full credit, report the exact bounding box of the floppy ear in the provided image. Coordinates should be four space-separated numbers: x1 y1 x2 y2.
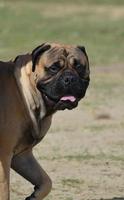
77 46 86 53
32 43 51 72
77 45 89 65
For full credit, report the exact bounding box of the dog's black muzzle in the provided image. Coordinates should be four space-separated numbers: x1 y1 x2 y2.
37 71 89 113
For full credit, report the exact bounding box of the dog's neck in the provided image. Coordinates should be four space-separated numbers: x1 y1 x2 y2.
14 54 46 139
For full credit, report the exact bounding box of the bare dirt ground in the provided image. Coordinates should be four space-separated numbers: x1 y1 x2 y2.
10 65 124 200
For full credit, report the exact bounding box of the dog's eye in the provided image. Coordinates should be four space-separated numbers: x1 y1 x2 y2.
50 65 59 73
46 61 61 75
48 65 60 75
74 62 86 78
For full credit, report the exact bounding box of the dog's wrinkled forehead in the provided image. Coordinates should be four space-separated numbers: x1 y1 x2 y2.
32 43 89 72
43 45 88 66
44 46 65 65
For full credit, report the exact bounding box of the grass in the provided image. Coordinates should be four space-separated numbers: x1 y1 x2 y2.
0 0 124 66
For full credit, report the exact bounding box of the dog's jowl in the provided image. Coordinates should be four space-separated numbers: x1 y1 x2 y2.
0 43 90 200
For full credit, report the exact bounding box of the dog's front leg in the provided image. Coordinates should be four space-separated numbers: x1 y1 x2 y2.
11 150 52 200
0 149 11 200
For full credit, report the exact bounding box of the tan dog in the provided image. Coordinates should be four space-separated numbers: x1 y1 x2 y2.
0 43 90 200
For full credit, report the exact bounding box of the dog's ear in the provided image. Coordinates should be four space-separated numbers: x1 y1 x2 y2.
32 43 51 72
77 46 89 65
77 46 86 53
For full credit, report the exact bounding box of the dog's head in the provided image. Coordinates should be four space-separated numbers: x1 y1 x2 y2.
32 43 90 113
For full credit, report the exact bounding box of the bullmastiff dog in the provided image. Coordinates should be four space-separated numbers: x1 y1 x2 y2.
0 43 90 200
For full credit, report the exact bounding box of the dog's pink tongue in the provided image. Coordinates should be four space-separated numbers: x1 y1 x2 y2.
60 96 76 102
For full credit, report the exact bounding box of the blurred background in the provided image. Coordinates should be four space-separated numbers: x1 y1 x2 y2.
0 0 124 200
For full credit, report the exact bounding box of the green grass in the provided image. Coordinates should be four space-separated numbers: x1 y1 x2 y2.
0 0 124 65
4 0 124 5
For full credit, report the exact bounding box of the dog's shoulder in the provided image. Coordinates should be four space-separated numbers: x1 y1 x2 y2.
0 61 14 77
13 54 31 68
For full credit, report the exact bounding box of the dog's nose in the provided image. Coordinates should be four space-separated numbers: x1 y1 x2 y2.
63 75 77 85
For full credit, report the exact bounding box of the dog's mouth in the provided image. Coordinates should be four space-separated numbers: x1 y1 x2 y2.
60 96 76 102
56 95 78 110
42 93 79 112
36 79 88 113
37 82 79 112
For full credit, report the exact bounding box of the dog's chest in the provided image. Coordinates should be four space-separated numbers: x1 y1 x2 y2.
35 114 52 143
14 115 52 155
